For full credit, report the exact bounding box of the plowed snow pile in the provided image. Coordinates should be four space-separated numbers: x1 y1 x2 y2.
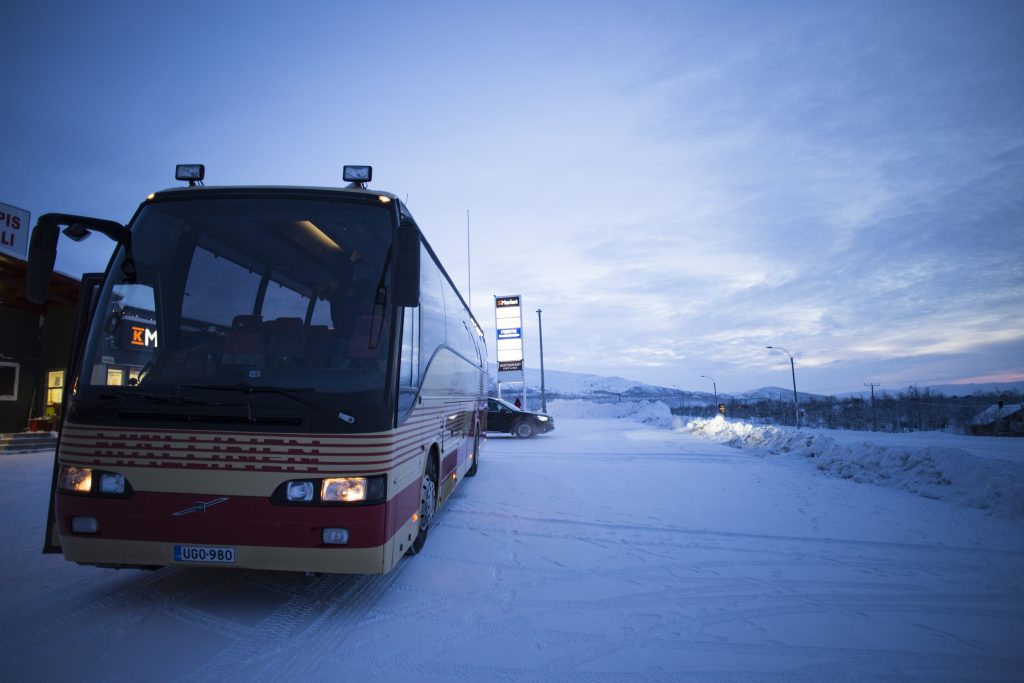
546 398 675 428
684 417 1024 517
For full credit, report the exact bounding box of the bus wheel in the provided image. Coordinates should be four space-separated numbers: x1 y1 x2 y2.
466 425 480 477
514 421 534 439
408 460 437 556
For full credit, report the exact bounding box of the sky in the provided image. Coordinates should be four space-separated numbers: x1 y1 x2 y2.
1 0 1022 395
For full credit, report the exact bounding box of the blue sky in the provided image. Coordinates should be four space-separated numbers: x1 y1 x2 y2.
2 0 1021 395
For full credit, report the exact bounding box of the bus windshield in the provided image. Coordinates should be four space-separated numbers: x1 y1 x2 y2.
78 194 396 412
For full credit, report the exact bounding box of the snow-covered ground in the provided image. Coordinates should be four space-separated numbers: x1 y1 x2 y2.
1 411 1023 681
684 415 1024 518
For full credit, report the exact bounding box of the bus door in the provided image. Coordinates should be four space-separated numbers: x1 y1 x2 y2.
43 273 104 554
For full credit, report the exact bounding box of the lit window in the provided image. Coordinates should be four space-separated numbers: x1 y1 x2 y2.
47 370 65 406
106 368 125 386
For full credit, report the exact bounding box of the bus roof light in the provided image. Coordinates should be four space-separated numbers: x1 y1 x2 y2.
343 165 372 187
175 164 206 186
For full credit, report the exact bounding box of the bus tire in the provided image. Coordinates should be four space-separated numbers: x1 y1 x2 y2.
407 457 437 556
466 424 480 477
514 421 534 439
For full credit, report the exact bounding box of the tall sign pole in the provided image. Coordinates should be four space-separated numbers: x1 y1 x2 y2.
537 309 547 413
466 209 471 311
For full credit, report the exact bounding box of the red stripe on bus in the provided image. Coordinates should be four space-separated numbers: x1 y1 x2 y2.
56 477 422 549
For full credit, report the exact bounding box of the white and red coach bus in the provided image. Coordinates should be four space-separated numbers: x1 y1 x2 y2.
28 164 487 574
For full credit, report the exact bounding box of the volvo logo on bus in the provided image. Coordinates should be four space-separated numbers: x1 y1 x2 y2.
173 497 229 516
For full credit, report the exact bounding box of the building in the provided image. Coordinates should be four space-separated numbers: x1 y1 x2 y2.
970 401 1024 437
0 251 81 433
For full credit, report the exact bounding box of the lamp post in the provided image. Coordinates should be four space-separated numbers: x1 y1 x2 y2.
537 309 547 413
700 375 717 415
766 346 800 428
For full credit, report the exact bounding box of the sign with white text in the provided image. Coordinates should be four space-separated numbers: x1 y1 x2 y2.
0 202 30 261
495 294 524 377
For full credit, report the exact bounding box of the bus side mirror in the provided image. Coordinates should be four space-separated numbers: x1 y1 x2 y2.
27 220 60 304
393 222 420 308
26 213 127 305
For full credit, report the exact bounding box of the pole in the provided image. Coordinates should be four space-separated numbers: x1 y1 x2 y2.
466 209 471 311
700 375 717 415
865 382 879 432
767 346 799 428
537 308 547 413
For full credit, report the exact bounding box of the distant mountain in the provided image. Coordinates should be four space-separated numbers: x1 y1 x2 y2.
915 381 1024 397
488 367 825 408
489 367 1019 404
732 387 826 403
492 367 679 396
837 381 1024 399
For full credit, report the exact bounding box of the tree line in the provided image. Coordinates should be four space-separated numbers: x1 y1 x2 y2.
511 386 1022 435
685 386 1022 434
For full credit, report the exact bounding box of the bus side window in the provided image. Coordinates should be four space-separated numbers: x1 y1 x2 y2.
400 307 420 387
419 246 446 370
397 306 420 419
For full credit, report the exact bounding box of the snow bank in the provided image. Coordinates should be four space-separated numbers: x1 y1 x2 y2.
546 398 675 428
684 417 1024 517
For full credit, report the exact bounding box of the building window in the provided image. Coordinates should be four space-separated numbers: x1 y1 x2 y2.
106 367 125 386
0 362 18 401
46 370 65 406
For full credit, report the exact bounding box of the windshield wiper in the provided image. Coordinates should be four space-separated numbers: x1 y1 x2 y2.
179 384 356 424
98 390 215 405
72 389 226 417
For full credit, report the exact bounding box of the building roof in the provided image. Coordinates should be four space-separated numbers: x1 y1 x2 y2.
0 252 80 311
971 403 1024 426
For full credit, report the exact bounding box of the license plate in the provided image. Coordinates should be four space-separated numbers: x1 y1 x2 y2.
173 545 236 564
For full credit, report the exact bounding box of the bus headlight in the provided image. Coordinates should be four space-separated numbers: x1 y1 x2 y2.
57 466 133 497
286 481 315 502
537 416 550 422
99 472 126 495
322 478 367 503
273 475 385 505
58 465 92 493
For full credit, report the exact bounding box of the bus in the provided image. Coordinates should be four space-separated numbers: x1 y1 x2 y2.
28 164 487 574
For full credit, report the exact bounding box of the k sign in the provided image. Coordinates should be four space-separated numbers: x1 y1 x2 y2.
0 202 30 261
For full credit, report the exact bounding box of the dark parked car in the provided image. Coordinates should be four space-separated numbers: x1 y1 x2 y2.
486 398 554 438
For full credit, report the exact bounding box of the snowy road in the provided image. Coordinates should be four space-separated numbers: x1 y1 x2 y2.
1 417 1022 681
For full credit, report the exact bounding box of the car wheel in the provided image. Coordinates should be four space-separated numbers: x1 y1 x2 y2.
407 459 437 556
514 421 534 438
466 424 480 477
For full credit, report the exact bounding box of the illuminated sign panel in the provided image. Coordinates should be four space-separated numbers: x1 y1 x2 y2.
494 294 523 374
0 202 30 261
122 321 159 349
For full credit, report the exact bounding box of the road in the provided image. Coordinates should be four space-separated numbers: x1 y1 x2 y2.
1 417 1022 682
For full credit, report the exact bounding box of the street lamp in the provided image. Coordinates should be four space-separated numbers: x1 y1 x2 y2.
700 375 717 415
766 346 800 428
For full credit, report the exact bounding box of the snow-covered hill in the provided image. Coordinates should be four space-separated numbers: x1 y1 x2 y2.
490 366 824 405
491 367 1021 403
